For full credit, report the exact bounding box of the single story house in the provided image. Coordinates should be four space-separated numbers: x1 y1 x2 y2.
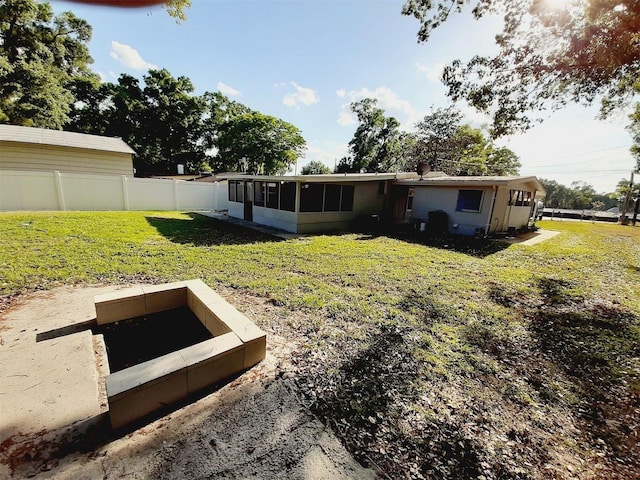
222 172 545 236
393 175 546 236
222 172 418 233
0 124 135 176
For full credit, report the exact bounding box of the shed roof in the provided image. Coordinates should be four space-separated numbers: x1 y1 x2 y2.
0 124 135 155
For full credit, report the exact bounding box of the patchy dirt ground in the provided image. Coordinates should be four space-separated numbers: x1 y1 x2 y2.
0 285 375 479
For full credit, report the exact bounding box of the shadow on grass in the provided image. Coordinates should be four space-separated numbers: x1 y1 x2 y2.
479 277 640 474
145 213 282 246
302 324 483 478
530 278 640 462
354 223 510 259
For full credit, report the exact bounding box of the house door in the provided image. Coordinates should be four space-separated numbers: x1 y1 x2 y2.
244 181 253 221
388 186 409 222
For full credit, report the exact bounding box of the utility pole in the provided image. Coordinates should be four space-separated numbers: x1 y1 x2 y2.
621 171 635 224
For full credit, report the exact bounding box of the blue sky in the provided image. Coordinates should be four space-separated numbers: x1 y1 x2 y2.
54 0 636 193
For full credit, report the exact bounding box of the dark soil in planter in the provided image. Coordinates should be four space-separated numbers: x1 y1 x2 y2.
94 306 213 372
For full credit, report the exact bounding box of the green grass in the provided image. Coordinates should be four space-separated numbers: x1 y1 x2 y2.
1 212 639 479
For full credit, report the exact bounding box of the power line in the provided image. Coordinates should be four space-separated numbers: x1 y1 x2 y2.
521 144 632 167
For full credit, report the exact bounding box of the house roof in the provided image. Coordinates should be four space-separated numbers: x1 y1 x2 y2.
220 172 420 183
398 175 546 194
0 124 135 155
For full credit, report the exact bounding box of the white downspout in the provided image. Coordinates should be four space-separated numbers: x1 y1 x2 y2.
485 186 498 236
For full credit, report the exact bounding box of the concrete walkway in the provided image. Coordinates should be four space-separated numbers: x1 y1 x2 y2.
0 286 374 479
198 212 302 240
500 229 561 246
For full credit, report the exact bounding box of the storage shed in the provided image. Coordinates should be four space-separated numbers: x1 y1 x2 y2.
0 124 135 176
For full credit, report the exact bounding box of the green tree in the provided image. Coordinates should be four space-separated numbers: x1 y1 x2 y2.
68 69 207 175
201 91 252 163
412 107 520 175
570 181 597 209
540 179 575 209
486 146 521 176
216 112 306 175
346 98 405 173
164 0 192 22
402 0 640 146
137 69 206 174
0 0 94 128
614 177 640 210
626 106 640 172
301 160 331 175
413 106 463 168
540 178 617 209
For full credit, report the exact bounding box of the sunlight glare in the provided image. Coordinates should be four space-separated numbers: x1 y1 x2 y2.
544 0 572 9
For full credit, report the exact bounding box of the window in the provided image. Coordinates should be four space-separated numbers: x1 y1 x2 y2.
300 183 324 212
509 189 532 207
228 180 244 203
236 181 244 203
406 188 414 211
340 185 354 211
378 181 386 195
299 183 355 212
254 181 264 206
456 189 483 212
280 182 296 212
324 184 341 211
266 182 279 209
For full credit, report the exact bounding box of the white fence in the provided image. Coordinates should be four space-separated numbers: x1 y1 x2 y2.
0 170 229 212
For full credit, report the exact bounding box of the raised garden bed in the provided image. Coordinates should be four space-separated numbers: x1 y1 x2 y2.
94 279 266 429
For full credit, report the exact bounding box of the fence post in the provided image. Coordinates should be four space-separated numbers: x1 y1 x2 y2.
173 179 179 211
121 176 130 211
54 171 66 211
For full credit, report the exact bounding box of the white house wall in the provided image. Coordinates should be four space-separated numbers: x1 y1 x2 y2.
227 201 243 220
253 207 298 232
493 181 537 233
412 186 493 236
227 180 387 234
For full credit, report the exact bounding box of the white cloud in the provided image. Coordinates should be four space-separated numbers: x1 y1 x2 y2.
287 141 349 174
282 82 319 108
110 41 157 71
336 86 423 129
416 62 445 83
337 109 356 126
336 89 346 98
217 81 242 97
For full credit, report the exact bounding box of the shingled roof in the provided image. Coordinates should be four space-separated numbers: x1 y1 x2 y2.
0 124 135 155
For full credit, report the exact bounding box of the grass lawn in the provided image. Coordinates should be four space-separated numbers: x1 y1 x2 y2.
1 211 639 479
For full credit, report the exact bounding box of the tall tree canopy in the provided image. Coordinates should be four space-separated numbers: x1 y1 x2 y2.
0 0 94 128
344 98 410 173
69 69 207 175
301 160 331 175
412 107 521 175
402 0 640 170
215 112 306 175
540 178 618 209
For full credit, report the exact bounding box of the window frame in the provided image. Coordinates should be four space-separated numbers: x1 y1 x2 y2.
455 189 483 213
